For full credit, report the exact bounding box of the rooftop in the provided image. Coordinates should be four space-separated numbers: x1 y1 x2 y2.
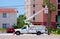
0 8 17 13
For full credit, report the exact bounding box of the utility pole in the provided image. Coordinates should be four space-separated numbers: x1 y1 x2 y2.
47 0 50 35
43 0 50 35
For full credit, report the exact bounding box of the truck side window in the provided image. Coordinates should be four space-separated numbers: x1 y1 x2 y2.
22 27 26 29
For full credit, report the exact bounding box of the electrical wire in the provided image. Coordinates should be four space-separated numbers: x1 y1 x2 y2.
0 4 42 7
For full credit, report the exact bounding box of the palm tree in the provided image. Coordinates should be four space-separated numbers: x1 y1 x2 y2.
44 0 56 35
44 0 56 27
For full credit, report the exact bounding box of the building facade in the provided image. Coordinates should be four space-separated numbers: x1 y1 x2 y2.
25 0 58 28
56 0 60 26
24 0 44 25
0 8 17 28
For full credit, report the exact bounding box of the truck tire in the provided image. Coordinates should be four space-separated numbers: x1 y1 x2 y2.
36 31 41 35
15 31 20 35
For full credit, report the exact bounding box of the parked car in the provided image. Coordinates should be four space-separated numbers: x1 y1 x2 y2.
14 25 48 35
6 26 14 33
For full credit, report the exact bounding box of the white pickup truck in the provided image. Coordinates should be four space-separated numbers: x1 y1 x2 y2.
14 25 48 35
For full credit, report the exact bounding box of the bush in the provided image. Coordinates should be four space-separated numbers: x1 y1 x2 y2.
13 26 18 29
56 28 60 34
51 28 60 34
51 30 57 34
46 26 53 33
13 24 18 29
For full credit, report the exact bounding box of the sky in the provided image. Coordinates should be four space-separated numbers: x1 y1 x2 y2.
0 0 24 17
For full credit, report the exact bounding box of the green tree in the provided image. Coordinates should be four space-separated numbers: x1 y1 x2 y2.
17 15 26 28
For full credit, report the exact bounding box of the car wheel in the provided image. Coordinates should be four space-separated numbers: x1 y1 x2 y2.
15 31 20 35
36 31 41 35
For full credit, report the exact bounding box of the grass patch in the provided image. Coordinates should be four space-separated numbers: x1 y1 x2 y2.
0 28 6 30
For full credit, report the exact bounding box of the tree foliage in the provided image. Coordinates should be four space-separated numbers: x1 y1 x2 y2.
45 0 56 11
50 3 56 11
13 24 18 29
17 15 26 28
45 0 49 5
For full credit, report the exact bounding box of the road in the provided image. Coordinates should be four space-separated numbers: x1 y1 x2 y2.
0 34 60 39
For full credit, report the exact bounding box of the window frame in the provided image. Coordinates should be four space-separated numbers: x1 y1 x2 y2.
33 10 35 14
58 4 60 9
3 13 7 18
33 4 35 7
58 0 60 3
2 23 10 28
58 11 60 15
33 17 35 20
3 13 9 18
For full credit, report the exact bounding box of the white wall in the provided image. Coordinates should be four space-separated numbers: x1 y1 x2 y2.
0 12 17 28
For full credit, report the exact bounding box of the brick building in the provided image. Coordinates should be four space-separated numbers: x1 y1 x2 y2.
24 0 59 28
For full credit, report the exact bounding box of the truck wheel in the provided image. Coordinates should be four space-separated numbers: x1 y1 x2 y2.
15 31 20 35
36 31 41 35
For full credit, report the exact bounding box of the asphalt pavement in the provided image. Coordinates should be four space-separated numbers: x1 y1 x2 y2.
0 33 60 39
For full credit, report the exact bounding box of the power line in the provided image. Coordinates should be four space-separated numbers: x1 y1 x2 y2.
0 4 43 9
0 4 42 7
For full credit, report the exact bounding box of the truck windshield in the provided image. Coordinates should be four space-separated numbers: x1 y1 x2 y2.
22 26 26 29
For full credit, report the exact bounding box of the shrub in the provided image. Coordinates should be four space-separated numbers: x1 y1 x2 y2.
46 26 53 33
56 28 60 34
13 24 18 29
51 28 60 34
51 30 57 34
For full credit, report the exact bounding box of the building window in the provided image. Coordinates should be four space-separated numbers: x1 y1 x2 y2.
3 24 7 28
58 11 60 15
56 15 58 22
33 0 35 1
58 0 60 3
58 4 60 9
57 15 60 22
2 23 10 28
33 4 35 7
33 10 35 14
3 13 9 18
3 13 7 18
33 17 35 20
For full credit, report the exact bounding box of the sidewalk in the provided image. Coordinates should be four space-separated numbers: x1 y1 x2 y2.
0 33 49 36
0 33 13 35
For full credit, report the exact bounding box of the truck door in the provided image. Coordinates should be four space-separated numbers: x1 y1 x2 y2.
21 26 28 33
